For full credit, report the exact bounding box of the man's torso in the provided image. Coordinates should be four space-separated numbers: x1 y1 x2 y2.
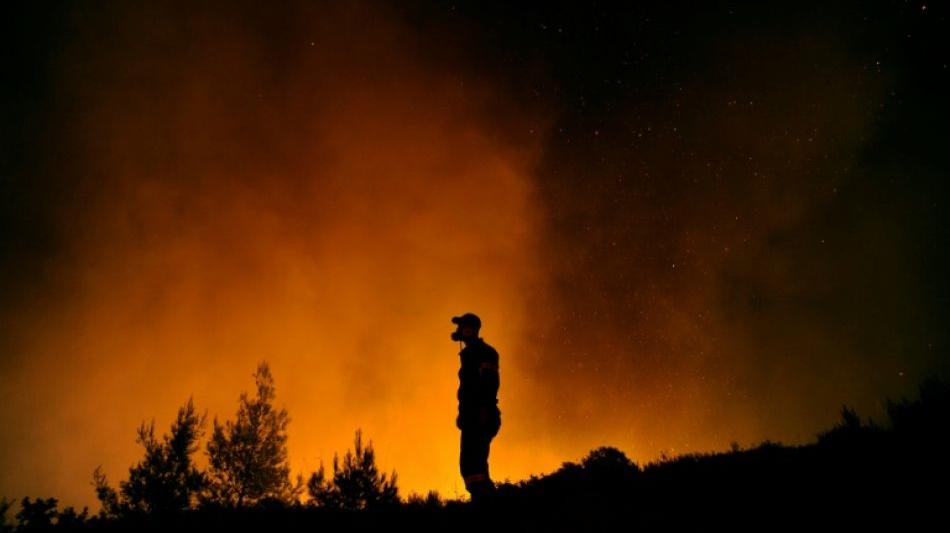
457 338 500 420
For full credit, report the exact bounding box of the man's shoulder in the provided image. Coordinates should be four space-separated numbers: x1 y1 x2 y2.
479 340 499 360
462 338 498 356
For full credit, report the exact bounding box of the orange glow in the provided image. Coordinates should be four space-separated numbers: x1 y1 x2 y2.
2 1 923 512
0 2 557 508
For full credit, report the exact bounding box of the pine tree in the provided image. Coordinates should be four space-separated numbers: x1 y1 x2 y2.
92 398 207 517
205 361 303 506
307 429 399 510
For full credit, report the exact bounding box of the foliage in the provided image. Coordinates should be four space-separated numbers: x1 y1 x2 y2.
50 505 89 530
404 490 443 509
886 376 950 436
0 498 13 533
205 362 303 507
581 446 638 473
15 497 58 531
307 429 399 511
817 404 876 445
91 467 120 518
92 398 207 517
9 497 89 531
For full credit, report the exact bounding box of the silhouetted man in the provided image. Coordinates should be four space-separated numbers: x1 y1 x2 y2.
452 312 501 505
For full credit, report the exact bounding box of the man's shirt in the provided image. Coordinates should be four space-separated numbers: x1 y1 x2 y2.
457 337 500 417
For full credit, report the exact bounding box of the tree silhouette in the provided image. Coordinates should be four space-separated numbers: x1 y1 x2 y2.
205 361 303 507
307 429 399 511
15 497 57 531
92 398 207 517
1 498 13 533
92 467 121 518
8 497 87 531
51 505 89 529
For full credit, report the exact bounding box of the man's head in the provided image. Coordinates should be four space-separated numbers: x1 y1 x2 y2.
451 313 481 343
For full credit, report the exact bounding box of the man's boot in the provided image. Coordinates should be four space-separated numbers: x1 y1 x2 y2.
469 479 496 508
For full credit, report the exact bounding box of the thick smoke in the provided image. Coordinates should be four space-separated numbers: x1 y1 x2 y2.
0 2 549 507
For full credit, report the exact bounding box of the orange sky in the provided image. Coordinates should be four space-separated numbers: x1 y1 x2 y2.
0 2 561 508
3 1 944 511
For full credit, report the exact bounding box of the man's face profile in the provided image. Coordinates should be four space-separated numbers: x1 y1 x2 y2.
451 324 476 342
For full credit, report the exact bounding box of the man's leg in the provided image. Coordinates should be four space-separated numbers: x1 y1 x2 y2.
460 429 495 503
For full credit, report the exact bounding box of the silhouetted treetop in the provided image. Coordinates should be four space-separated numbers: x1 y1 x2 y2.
205 361 303 507
92 397 207 518
307 429 399 511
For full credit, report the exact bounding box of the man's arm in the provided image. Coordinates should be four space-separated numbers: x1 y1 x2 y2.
478 348 499 404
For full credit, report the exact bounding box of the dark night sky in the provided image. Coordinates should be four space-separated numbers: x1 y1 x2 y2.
2 0 948 507
422 0 950 440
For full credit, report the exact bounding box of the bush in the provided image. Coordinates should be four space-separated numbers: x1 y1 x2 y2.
307 429 399 511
